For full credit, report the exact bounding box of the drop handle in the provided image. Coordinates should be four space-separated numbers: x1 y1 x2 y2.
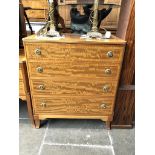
38 84 45 90
40 102 46 107
35 48 41 55
107 51 113 57
100 103 107 109
103 85 110 93
36 67 43 73
105 68 111 74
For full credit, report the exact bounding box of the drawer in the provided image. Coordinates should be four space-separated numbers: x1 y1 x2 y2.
28 61 120 80
26 43 124 62
30 78 117 96
32 97 114 115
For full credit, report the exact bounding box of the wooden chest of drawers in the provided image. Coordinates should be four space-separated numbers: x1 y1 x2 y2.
23 34 125 129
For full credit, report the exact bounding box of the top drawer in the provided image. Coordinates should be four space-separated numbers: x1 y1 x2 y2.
25 43 124 63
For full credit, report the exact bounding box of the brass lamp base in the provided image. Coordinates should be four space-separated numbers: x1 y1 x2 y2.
46 29 60 37
87 31 102 38
36 24 60 38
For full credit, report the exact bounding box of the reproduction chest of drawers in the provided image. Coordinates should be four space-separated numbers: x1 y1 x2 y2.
23 34 126 129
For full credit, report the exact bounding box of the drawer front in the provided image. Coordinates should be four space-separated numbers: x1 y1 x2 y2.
26 43 124 62
28 61 120 80
30 79 117 96
33 97 114 115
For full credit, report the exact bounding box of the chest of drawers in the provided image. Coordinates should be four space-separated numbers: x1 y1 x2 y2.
23 34 126 129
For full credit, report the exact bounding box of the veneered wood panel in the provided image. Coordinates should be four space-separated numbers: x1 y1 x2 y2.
25 43 124 62
22 0 121 29
28 61 120 80
30 78 117 96
23 34 125 128
22 0 48 22
25 9 48 19
100 0 122 29
33 97 114 115
22 0 48 9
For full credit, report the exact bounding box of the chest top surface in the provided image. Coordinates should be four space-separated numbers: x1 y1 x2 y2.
23 34 126 45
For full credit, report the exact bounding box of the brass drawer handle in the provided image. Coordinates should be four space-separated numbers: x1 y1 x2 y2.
36 67 43 73
100 103 107 109
38 84 45 90
35 48 41 55
107 51 113 57
103 85 110 93
105 68 111 74
40 102 46 107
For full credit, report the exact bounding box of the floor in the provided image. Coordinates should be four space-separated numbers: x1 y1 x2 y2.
19 100 135 155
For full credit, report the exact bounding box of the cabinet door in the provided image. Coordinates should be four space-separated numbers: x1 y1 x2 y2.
22 0 122 29
59 5 71 26
100 0 122 29
58 2 83 27
59 0 122 29
22 0 48 22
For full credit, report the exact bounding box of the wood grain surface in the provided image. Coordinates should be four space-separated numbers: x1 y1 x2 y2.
22 0 121 30
25 43 124 63
25 9 48 19
33 97 114 115
30 78 117 97
112 89 135 127
23 34 125 128
22 0 48 9
28 61 120 80
112 0 135 128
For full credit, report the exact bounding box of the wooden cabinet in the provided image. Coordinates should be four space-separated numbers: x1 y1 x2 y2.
23 34 125 129
101 0 122 29
58 0 122 29
22 0 122 30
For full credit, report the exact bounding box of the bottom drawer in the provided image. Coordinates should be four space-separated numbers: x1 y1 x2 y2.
33 97 114 116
